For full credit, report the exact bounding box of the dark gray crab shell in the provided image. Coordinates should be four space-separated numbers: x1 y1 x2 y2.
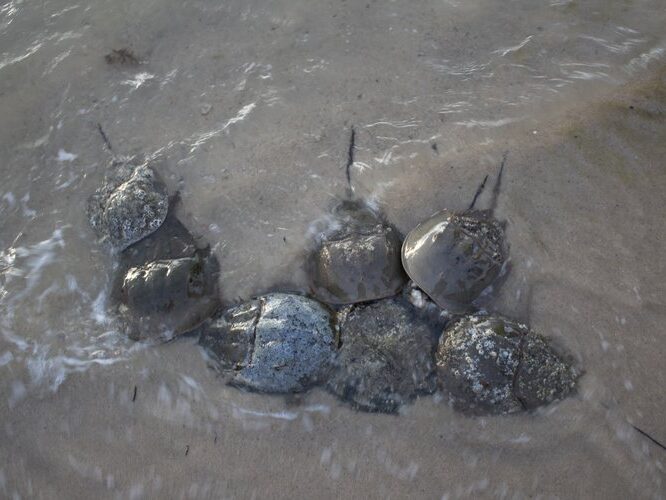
110 211 221 342
309 200 407 305
117 252 219 341
327 297 439 413
401 209 506 313
436 314 579 415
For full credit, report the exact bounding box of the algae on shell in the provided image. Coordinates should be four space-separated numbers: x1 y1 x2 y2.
436 314 578 415
87 161 168 251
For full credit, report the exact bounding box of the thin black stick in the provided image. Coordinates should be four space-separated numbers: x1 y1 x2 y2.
632 425 666 452
345 126 356 195
132 385 137 402
468 175 488 210
97 123 114 153
489 150 508 214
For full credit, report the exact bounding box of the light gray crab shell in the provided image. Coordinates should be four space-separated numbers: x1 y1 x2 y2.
87 162 169 251
199 293 337 393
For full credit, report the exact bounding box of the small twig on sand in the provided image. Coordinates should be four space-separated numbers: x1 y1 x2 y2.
345 126 356 196
185 445 190 456
632 425 666 452
97 123 114 153
131 385 137 402
468 175 489 211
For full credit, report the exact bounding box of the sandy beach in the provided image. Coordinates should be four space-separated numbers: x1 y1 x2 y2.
1 0 665 497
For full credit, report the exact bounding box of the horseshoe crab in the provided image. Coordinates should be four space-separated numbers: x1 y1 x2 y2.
87 161 168 251
199 293 336 393
436 314 578 415
401 209 506 313
308 199 406 305
111 209 220 342
327 298 438 413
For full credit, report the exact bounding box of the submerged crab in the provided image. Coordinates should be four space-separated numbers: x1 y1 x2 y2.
308 200 406 305
110 210 220 341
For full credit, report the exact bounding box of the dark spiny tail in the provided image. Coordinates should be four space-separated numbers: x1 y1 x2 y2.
468 175 489 210
345 126 356 197
489 150 508 215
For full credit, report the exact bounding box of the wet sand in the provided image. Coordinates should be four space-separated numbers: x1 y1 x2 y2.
1 0 666 498
2 67 665 500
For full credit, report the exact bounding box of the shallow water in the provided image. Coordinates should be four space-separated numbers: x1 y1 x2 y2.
1 0 666 498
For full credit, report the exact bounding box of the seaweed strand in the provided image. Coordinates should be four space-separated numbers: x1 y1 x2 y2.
97 123 114 153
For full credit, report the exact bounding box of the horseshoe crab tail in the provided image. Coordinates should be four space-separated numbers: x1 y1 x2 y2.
345 125 356 198
468 174 489 210
489 150 508 215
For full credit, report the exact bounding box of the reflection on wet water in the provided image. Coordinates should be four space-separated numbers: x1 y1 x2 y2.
1 0 666 497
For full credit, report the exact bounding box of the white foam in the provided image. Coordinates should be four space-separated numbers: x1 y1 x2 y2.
232 405 299 421
57 149 77 162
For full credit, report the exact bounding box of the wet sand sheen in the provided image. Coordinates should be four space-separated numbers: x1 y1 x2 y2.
1 0 666 497
2 66 666 499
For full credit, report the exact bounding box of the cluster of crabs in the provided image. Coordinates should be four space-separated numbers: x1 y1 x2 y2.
88 159 579 415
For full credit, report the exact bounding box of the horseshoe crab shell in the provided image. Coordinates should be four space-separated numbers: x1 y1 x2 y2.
87 161 169 251
199 293 336 393
117 251 219 341
111 210 220 342
401 209 506 313
309 200 406 305
436 314 578 415
327 297 438 413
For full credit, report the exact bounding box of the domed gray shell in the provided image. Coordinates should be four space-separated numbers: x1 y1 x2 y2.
309 200 406 305
401 209 506 313
117 251 219 341
110 211 220 342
